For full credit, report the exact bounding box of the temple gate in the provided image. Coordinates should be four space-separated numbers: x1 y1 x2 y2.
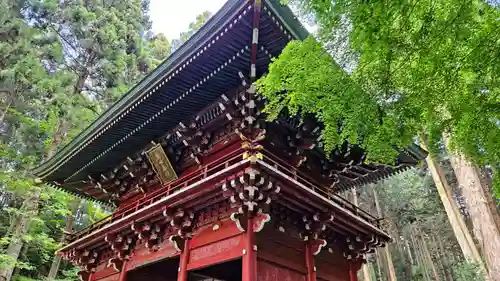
33 1 427 281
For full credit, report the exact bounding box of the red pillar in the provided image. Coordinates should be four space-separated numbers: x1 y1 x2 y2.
305 243 316 281
178 239 190 281
242 217 256 281
349 262 358 281
118 260 127 281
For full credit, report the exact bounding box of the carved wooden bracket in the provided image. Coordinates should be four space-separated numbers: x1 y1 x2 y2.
222 167 279 214
230 211 271 233
300 212 334 241
63 249 98 281
104 234 135 272
310 239 328 256
344 235 385 260
131 221 165 252
163 208 195 252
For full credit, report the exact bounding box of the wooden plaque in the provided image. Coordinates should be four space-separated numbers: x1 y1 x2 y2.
146 144 177 184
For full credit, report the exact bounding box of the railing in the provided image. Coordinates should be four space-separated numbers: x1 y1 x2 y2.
70 148 246 241
260 149 380 226
69 147 381 242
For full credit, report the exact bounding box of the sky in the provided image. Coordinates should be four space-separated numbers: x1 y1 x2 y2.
149 0 226 39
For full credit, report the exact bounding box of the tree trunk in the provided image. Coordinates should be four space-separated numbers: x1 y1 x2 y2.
0 99 12 125
421 140 484 266
47 198 81 280
12 244 30 278
374 250 383 281
404 235 414 265
372 186 397 281
0 119 66 281
0 189 41 281
351 188 372 281
475 167 500 234
434 232 454 281
409 227 426 281
418 229 440 281
447 152 500 281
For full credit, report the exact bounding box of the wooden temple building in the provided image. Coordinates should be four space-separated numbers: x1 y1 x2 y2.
33 1 427 281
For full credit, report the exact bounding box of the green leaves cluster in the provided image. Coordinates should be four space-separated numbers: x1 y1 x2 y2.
258 0 500 195
0 1 216 280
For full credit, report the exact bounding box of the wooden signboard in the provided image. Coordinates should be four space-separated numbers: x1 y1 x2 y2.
146 144 177 184
126 239 179 271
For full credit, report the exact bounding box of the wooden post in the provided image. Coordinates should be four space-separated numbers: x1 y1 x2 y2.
118 260 127 281
372 187 397 281
351 188 371 281
349 263 358 281
178 239 190 281
242 217 256 281
305 243 316 281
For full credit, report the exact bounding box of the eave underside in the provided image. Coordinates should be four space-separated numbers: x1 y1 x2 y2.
58 155 390 266
33 0 307 199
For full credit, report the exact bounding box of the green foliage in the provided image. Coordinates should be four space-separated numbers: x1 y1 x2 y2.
360 169 465 281
0 2 217 280
54 267 80 281
172 11 212 50
453 262 485 281
257 0 500 196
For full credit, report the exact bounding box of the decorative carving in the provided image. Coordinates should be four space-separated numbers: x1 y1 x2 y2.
222 167 279 214
300 212 334 241
195 201 231 228
62 249 99 281
310 239 327 256
252 212 271 232
131 221 165 252
87 152 159 199
163 208 195 252
104 234 135 272
222 167 278 233
343 235 385 259
298 212 334 256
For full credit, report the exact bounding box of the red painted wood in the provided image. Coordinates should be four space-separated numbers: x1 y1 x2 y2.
190 219 242 249
257 228 306 273
126 239 180 271
349 263 357 281
94 273 119 281
257 260 306 281
188 234 244 270
305 243 316 281
178 239 190 281
242 218 257 281
93 263 118 280
118 260 127 281
315 248 351 281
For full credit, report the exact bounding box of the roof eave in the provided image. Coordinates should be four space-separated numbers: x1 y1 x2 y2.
32 0 246 179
